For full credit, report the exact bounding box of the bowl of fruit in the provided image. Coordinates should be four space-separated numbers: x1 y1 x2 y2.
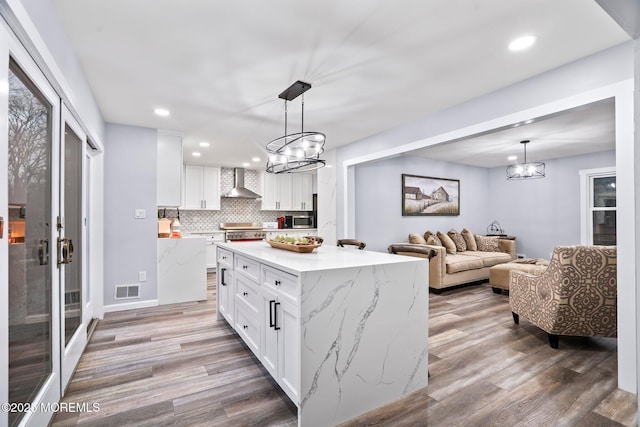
267 235 323 253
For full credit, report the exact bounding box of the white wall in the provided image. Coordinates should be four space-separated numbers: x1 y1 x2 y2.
489 151 616 259
354 156 491 252
103 124 158 308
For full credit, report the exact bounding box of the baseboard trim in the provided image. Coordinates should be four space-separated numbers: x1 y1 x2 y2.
103 299 159 313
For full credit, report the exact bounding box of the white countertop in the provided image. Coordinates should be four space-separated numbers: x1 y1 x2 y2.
218 240 425 274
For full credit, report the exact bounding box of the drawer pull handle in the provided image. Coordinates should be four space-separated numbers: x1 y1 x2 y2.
243 325 248 330
243 265 248 270
221 268 227 286
275 280 281 286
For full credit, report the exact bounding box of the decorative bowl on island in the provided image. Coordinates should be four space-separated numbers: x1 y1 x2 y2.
267 235 323 253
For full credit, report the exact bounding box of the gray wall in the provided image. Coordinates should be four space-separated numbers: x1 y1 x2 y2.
354 156 491 252
354 151 615 256
489 150 616 259
104 123 158 306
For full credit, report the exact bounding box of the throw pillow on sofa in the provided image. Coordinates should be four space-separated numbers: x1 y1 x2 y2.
461 228 477 251
437 231 457 254
447 229 467 252
424 231 442 246
408 233 428 245
475 234 500 252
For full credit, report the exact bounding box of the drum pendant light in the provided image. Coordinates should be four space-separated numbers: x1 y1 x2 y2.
506 140 545 179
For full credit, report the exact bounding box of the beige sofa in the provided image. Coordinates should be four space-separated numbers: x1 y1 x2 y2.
394 229 516 292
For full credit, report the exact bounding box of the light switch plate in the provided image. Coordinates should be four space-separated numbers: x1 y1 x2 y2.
139 271 147 282
134 209 146 219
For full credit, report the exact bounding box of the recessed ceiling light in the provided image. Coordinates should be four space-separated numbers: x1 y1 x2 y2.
508 155 518 161
508 35 536 52
252 157 261 162
154 108 170 116
192 152 201 157
242 162 250 167
199 141 210 147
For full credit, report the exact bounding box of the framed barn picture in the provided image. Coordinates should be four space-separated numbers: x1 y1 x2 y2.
402 174 460 216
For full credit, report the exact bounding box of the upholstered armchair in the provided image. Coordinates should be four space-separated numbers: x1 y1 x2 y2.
509 245 617 348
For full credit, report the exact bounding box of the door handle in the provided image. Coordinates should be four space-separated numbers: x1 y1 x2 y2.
57 238 73 266
269 299 275 328
274 302 281 330
38 239 49 265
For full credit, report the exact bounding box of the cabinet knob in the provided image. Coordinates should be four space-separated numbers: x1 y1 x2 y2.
243 325 248 330
243 291 248 296
243 265 248 270
275 280 281 286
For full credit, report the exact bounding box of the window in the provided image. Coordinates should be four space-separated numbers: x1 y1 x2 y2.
580 167 616 245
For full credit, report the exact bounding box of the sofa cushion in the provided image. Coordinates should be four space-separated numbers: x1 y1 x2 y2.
437 231 456 254
445 254 484 274
448 229 467 252
475 234 500 252
408 233 427 245
424 231 441 246
464 250 511 267
462 228 477 251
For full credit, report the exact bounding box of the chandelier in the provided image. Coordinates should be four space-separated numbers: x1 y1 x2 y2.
506 140 545 180
266 81 326 174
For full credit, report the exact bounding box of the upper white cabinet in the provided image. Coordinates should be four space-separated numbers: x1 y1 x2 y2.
183 164 221 210
260 172 313 211
292 173 313 211
157 131 182 207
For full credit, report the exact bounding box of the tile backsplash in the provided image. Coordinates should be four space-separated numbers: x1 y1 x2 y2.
158 168 312 233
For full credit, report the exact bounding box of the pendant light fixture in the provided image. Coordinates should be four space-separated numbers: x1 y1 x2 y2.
266 80 326 174
506 140 545 179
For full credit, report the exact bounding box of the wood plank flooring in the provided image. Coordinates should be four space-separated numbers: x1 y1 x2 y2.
52 275 637 427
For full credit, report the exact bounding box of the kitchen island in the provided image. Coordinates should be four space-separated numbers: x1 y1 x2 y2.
216 241 429 427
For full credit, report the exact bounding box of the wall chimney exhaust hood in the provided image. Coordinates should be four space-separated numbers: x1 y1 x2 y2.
222 168 262 199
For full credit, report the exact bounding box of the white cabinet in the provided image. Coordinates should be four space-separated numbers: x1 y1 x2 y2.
216 247 300 405
292 173 313 211
157 131 182 207
217 247 234 324
261 172 313 211
204 232 225 269
261 288 299 402
183 165 221 210
260 267 300 404
261 172 293 210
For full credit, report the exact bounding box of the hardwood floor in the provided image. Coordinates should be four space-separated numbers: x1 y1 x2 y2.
52 275 637 427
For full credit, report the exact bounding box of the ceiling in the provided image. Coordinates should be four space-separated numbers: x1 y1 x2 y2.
406 99 616 168
51 0 629 169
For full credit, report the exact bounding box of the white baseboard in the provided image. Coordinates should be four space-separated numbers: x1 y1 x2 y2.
103 299 159 313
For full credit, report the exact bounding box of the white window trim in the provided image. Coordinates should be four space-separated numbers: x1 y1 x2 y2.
579 166 616 244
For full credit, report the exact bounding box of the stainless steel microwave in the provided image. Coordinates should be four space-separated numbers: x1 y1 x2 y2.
290 215 314 229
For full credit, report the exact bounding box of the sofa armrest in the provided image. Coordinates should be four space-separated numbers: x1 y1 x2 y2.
498 239 516 260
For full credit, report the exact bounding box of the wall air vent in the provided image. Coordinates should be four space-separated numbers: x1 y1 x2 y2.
115 284 140 299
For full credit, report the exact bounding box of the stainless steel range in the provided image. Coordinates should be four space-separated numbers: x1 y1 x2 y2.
220 223 266 242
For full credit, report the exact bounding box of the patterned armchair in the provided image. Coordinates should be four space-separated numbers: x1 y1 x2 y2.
509 245 617 348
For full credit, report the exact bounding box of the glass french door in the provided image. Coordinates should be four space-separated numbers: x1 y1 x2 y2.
7 58 61 426
59 106 87 391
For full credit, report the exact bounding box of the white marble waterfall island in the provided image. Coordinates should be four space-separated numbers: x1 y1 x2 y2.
216 241 429 427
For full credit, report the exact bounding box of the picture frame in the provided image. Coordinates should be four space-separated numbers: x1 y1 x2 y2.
402 174 460 216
